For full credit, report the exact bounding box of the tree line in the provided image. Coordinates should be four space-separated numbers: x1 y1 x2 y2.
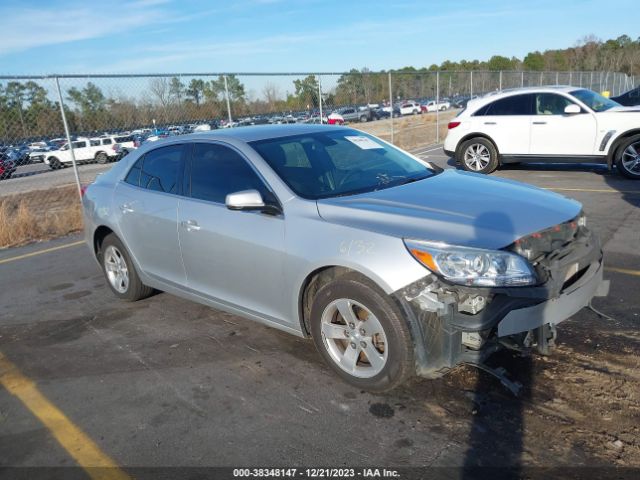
0 34 638 143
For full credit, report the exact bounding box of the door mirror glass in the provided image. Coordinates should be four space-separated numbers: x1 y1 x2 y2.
564 104 581 114
225 189 266 210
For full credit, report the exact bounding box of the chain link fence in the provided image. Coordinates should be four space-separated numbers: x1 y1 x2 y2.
0 70 636 247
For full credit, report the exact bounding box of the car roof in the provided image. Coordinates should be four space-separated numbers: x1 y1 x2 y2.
465 85 587 111
175 124 348 143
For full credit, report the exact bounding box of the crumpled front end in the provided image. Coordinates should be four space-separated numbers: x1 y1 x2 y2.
394 216 610 378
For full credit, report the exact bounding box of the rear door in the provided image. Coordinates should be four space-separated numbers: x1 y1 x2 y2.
178 142 288 324
471 93 534 155
529 93 597 156
114 143 188 287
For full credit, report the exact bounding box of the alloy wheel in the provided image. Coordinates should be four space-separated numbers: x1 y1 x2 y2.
464 143 491 171
104 245 129 293
320 298 388 378
621 142 640 174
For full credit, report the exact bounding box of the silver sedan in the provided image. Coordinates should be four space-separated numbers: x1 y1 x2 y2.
83 124 608 392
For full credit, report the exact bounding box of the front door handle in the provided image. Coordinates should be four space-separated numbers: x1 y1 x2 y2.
484 121 496 125
532 121 547 125
181 219 201 231
119 203 134 213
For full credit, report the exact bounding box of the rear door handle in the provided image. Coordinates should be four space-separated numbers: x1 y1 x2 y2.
483 122 496 125
119 203 134 213
532 121 547 125
181 219 201 231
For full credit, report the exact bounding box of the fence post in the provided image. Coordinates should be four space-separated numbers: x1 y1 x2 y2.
317 75 323 123
499 70 502 91
556 71 559 85
521 71 524 88
436 71 440 143
470 70 473 98
590 71 593 90
388 71 394 145
223 75 232 124
54 76 82 200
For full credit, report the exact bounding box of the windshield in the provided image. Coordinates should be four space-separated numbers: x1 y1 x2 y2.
570 89 620 112
250 130 435 199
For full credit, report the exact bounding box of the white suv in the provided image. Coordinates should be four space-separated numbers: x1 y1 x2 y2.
443 86 640 179
44 135 136 169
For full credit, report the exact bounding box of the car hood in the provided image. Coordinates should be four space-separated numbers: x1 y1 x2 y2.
316 170 582 250
608 105 640 112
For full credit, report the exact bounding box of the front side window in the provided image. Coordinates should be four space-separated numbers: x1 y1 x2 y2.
476 94 534 116
102 138 113 145
250 130 435 200
535 93 575 115
138 144 183 193
90 140 100 146
72 141 87 148
189 143 270 204
569 89 620 112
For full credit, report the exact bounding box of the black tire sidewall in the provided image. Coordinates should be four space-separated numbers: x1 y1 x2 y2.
457 137 499 174
309 275 414 392
615 134 640 179
100 233 148 301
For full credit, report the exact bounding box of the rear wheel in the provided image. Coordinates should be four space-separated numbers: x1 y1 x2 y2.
309 273 414 392
457 137 499 174
100 233 154 301
95 152 108 164
615 134 640 179
359 115 368 123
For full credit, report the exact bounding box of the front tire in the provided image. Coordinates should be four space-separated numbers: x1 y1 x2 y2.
100 233 154 301
457 137 499 174
309 273 414 393
48 157 62 170
615 134 640 179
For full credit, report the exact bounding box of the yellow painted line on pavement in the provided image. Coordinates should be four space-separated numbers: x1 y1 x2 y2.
543 187 640 194
0 352 129 480
606 267 640 277
0 240 84 265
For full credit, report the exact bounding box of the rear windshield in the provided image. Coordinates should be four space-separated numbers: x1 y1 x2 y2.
250 129 435 200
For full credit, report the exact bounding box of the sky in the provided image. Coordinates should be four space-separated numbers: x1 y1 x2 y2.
0 0 637 75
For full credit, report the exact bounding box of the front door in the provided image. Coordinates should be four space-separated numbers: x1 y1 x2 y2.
177 142 288 324
529 93 597 156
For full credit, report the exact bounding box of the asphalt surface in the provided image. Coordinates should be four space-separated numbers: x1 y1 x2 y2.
1 146 639 475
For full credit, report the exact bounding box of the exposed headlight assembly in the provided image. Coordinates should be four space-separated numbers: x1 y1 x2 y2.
404 239 537 287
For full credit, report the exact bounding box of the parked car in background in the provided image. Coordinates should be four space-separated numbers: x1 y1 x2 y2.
444 86 640 179
327 111 345 125
330 106 376 123
44 138 104 169
399 101 421 115
0 153 16 180
83 124 608 392
422 99 451 112
611 86 640 106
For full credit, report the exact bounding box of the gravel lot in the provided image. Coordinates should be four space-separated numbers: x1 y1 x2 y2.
1 147 639 477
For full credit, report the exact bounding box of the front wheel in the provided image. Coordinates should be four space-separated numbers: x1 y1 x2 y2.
48 157 62 170
615 134 640 179
309 273 414 392
457 137 499 174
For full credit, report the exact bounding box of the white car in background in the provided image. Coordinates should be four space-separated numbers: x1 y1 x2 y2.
399 101 421 115
444 86 640 179
423 100 450 112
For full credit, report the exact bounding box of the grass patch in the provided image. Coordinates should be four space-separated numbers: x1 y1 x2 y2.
0 185 83 249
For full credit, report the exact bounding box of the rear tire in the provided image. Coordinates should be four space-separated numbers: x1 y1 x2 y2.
309 273 414 393
99 233 154 301
95 152 108 164
457 137 499 174
615 134 640 179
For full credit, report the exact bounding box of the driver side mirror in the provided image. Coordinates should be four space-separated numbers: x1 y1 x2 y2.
564 104 581 114
225 189 281 215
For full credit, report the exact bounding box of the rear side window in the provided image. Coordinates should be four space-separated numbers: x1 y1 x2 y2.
124 157 143 186
115 136 133 143
189 143 269 204
475 94 533 116
102 138 113 145
90 140 100 146
138 144 183 193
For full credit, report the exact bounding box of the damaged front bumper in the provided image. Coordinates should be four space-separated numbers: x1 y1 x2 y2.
394 227 610 379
